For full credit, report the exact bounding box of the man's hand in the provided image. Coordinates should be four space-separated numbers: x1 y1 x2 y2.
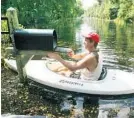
67 49 74 58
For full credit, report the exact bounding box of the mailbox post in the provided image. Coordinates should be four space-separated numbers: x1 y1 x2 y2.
6 7 28 83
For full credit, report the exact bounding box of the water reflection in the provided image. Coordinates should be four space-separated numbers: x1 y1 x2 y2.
60 96 99 118
59 94 134 118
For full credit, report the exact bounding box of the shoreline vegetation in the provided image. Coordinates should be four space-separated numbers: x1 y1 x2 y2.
1 0 84 28
85 0 134 25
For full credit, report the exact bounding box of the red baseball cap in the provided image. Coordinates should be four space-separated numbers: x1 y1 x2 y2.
83 32 100 43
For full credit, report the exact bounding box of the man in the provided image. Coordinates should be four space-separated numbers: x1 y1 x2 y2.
48 32 103 80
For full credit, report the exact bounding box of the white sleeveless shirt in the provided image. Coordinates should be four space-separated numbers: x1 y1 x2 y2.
80 52 103 81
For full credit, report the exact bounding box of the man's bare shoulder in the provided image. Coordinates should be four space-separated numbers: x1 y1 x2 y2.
81 53 95 63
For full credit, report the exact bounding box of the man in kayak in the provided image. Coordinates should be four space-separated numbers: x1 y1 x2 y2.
48 32 103 81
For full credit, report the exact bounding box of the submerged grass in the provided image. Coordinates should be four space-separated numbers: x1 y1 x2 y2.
1 65 72 117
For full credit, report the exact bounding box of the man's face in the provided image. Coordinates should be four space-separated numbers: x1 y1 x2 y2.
84 38 94 49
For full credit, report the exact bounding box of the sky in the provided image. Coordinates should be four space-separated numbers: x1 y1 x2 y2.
81 0 98 10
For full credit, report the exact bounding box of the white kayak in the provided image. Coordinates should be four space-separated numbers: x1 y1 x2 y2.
4 58 134 95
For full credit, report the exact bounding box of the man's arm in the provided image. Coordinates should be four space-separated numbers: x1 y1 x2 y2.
68 50 87 60
47 52 95 71
57 54 94 71
71 52 87 60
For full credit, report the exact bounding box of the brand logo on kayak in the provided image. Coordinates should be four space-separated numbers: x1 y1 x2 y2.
59 80 83 86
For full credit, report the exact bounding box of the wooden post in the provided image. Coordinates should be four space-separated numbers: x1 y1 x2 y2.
6 7 30 83
6 8 19 50
6 7 19 34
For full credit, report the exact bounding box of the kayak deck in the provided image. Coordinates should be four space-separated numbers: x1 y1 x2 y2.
4 59 134 95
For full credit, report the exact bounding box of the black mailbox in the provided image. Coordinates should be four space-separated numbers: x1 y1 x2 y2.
14 29 57 51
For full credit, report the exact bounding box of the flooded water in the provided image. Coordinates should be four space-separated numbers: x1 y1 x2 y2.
1 17 134 117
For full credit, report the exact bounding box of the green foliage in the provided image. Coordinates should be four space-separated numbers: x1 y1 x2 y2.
117 0 134 23
1 0 84 27
1 20 12 59
86 0 134 23
86 0 110 20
